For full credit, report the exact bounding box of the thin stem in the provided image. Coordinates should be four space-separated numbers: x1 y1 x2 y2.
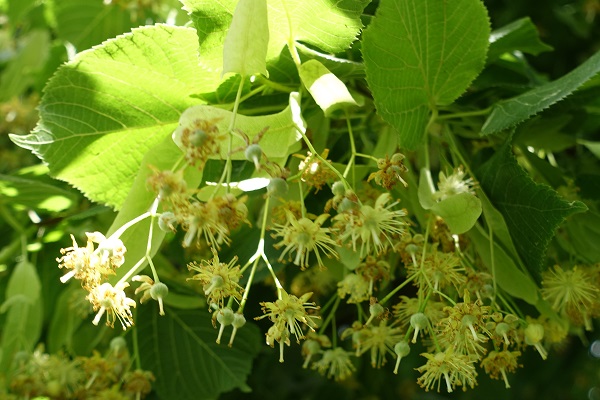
109 211 152 241
379 274 417 305
319 296 340 334
342 111 357 182
436 107 491 120
0 203 27 259
298 181 306 218
238 196 272 312
226 75 247 193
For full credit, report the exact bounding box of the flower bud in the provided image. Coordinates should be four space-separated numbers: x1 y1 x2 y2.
190 129 208 147
331 181 346 196
410 313 428 343
267 178 289 196
245 144 263 169
158 212 178 232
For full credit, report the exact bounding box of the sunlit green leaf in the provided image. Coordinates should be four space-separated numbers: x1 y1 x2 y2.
10 25 212 209
299 60 357 116
181 0 369 91
222 0 269 77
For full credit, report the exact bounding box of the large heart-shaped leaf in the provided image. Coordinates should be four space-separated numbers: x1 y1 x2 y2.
10 25 217 209
363 0 490 149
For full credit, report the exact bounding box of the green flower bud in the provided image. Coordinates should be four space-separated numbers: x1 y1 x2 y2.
190 129 208 147
267 178 289 196
217 307 235 326
150 282 169 301
158 212 178 232
331 181 346 196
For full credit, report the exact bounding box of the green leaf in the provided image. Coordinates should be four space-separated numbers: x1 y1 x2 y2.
137 305 261 399
487 17 553 62
222 0 269 77
47 286 85 353
430 192 482 234
10 25 212 209
52 0 142 51
181 0 369 90
106 135 203 282
0 30 50 101
481 49 600 135
363 0 490 149
469 224 539 305
0 261 43 372
557 210 600 263
476 139 588 279
0 174 76 212
579 140 600 159
196 75 252 104
173 92 303 160
299 60 357 116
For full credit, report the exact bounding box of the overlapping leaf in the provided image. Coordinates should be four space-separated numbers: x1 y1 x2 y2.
181 0 369 91
477 139 587 279
482 49 600 135
487 17 553 62
10 25 215 209
363 0 490 149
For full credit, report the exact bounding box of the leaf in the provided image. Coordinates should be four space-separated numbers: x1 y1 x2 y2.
362 0 490 150
487 17 553 62
52 0 142 51
299 60 357 116
173 92 303 160
430 192 482 234
181 0 369 90
476 138 587 279
0 261 43 372
106 135 203 282
47 286 85 353
222 0 269 77
137 305 261 400
196 75 252 104
481 49 600 135
469 224 539 305
0 174 76 212
579 140 600 159
10 25 213 210
0 30 50 101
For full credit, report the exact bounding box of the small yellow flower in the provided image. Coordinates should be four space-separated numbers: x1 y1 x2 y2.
312 348 356 381
334 193 407 258
256 289 320 344
337 273 370 304
271 211 338 270
542 264 599 329
187 248 243 309
416 348 477 393
481 350 521 388
433 166 475 202
88 282 136 330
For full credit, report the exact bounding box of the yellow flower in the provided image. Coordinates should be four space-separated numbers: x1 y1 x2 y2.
312 348 356 381
88 282 136 330
334 193 406 258
481 350 521 388
433 166 475 202
416 348 477 393
271 211 338 270
187 248 243 309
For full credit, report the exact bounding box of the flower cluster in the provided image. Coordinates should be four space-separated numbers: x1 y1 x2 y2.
57 232 136 330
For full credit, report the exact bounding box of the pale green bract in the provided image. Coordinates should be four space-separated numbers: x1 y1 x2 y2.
222 0 269 77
